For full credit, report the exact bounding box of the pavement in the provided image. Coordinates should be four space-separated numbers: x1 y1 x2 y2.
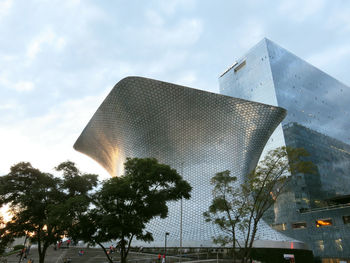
2 247 162 263
2 247 201 263
3 246 240 263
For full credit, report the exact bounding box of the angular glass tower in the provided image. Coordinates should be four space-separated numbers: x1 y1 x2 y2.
74 76 298 247
219 38 350 259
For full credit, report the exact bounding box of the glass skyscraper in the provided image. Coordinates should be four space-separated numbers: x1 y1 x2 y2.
219 38 350 260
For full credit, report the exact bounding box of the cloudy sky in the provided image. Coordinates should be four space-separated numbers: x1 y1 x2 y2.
1 0 350 180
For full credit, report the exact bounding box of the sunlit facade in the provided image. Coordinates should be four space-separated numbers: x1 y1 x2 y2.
74 76 302 247
219 38 350 259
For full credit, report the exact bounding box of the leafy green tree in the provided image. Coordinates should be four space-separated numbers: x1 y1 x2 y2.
74 157 192 263
203 171 248 262
205 147 315 263
0 161 98 263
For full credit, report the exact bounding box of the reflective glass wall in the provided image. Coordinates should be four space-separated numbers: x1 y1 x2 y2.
219 38 350 258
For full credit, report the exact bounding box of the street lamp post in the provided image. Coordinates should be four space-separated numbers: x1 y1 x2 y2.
18 235 28 263
165 232 170 263
179 162 184 263
179 198 183 262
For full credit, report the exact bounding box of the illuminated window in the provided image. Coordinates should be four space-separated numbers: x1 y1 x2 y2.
315 240 324 252
316 219 333 227
343 216 350 224
335 239 343 252
291 222 307 229
234 60 246 73
271 223 287 231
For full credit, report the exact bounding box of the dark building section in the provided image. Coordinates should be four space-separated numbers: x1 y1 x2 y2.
276 123 350 259
284 122 350 210
271 206 350 260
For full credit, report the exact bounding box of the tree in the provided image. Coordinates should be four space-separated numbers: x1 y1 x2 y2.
0 215 12 256
0 161 98 263
204 146 315 263
74 157 192 263
203 171 248 262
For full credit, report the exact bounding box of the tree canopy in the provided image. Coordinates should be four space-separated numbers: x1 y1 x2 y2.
204 146 315 263
0 161 98 263
74 157 192 263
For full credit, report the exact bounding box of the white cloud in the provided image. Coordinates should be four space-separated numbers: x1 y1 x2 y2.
0 101 17 110
142 18 203 47
175 71 197 87
144 51 189 76
278 0 326 22
26 27 66 59
307 45 350 70
236 20 265 50
0 0 12 20
0 92 111 180
12 81 35 92
158 0 197 15
326 5 350 33
63 0 81 8
0 71 35 92
145 9 164 26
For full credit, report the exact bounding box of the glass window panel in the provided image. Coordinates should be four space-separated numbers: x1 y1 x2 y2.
335 239 343 252
291 222 307 229
271 223 287 231
343 215 350 224
315 240 324 252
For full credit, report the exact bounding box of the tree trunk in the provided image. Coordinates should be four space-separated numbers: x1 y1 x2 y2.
37 241 44 263
39 254 45 263
97 242 114 263
242 214 254 263
39 245 48 263
246 221 259 263
120 238 127 263
232 237 236 263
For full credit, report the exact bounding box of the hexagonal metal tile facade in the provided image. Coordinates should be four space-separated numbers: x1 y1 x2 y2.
74 76 290 246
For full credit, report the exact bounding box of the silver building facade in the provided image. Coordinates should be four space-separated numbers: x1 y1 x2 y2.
219 38 350 260
74 76 296 247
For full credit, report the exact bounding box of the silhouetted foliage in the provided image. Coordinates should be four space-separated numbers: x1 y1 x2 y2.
0 161 98 263
74 157 192 263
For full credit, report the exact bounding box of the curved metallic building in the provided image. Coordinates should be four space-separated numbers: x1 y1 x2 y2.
74 76 292 247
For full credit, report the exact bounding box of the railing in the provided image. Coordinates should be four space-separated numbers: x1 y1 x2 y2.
299 203 350 213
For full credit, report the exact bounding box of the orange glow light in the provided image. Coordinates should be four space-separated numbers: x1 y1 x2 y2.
316 219 332 227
